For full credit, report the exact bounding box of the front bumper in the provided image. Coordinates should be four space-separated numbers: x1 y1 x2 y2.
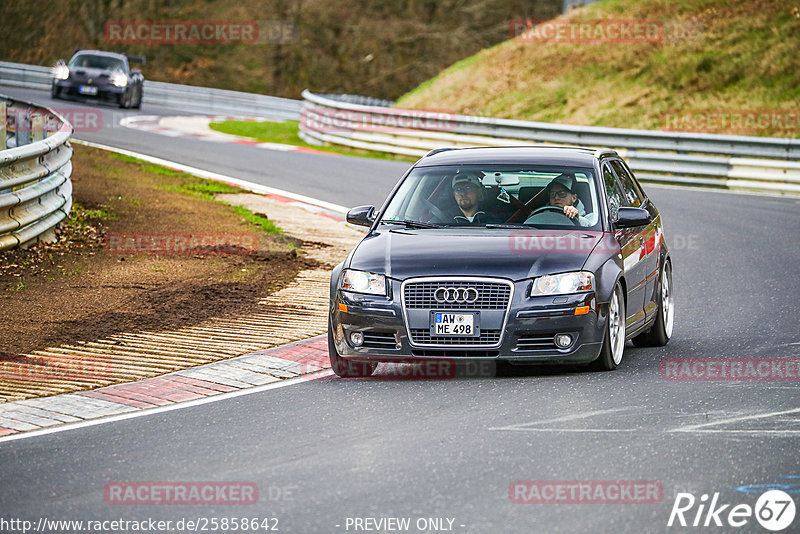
53 79 126 100
330 277 605 365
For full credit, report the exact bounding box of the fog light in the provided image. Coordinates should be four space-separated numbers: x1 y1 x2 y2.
350 331 364 347
554 334 573 348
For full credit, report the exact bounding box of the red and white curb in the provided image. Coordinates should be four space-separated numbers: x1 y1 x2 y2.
0 335 331 440
119 115 334 155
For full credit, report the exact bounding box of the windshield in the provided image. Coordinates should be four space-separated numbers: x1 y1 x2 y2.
381 164 601 229
69 54 126 72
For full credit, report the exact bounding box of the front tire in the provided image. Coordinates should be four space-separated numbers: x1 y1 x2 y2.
51 84 60 100
632 260 673 347
328 320 377 378
593 283 626 371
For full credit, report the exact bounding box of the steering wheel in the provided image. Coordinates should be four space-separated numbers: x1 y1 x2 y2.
422 199 451 224
526 205 581 226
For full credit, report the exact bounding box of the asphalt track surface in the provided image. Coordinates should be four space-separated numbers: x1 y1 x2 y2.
1 86 799 533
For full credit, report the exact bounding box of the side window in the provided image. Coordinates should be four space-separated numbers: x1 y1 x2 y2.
603 164 627 220
610 160 645 208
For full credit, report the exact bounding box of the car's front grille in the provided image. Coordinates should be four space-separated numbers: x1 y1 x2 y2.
362 331 397 349
410 329 502 346
515 333 558 351
403 280 511 310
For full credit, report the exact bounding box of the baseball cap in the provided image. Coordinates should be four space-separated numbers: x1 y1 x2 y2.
547 173 576 193
452 171 483 188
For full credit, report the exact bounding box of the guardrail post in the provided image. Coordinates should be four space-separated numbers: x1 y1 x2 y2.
31 113 44 142
0 101 6 151
17 108 32 146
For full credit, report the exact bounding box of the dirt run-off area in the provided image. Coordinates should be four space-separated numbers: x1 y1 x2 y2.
0 144 318 360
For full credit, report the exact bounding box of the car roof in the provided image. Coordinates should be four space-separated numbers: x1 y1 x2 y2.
416 146 614 167
71 50 128 61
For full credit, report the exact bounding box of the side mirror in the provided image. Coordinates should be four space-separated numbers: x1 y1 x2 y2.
346 205 376 227
614 207 651 228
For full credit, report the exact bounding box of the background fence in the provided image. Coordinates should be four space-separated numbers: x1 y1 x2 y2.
0 61 302 120
299 91 800 194
0 93 73 251
2 61 799 195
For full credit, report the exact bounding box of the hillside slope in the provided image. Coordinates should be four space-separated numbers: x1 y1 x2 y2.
396 0 800 137
0 0 561 100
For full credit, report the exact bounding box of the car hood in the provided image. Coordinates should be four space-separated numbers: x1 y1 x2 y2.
348 228 605 281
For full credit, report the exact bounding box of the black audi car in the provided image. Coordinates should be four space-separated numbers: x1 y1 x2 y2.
328 146 674 377
51 50 144 109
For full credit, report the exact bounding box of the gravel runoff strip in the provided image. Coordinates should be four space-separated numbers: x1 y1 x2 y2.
0 192 365 436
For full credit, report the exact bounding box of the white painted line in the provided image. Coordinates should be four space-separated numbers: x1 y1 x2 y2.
70 139 349 214
491 428 637 433
669 407 800 433
488 408 631 431
671 430 800 436
0 369 333 444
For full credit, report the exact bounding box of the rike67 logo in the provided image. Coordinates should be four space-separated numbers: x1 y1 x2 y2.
668 490 796 531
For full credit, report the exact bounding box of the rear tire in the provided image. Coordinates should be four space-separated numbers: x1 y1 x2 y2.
632 260 673 347
328 321 377 378
592 283 626 371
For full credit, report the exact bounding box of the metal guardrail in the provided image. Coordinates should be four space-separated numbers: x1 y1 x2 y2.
0 94 73 251
299 91 800 194
0 61 302 121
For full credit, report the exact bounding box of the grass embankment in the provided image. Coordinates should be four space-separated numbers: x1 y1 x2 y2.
397 0 800 137
0 145 307 357
208 119 416 162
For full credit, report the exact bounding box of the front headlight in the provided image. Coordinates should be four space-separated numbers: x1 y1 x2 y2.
53 64 70 80
110 70 128 87
339 269 386 296
530 271 594 296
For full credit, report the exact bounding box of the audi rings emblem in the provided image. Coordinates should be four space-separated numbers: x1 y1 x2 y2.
434 287 479 304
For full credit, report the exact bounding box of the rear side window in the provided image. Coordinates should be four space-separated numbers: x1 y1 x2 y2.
610 160 645 208
603 164 627 220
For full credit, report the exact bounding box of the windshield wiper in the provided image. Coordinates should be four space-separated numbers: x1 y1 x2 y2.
381 219 442 229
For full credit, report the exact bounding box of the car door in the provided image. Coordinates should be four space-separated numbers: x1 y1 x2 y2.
602 162 647 332
610 159 660 322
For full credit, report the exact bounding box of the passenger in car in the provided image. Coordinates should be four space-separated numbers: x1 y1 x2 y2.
451 172 495 224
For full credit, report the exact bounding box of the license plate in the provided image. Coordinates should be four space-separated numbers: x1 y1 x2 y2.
431 312 479 337
79 85 98 95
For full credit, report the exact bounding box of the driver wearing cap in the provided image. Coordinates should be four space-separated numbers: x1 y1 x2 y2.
539 173 590 226
451 172 492 224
